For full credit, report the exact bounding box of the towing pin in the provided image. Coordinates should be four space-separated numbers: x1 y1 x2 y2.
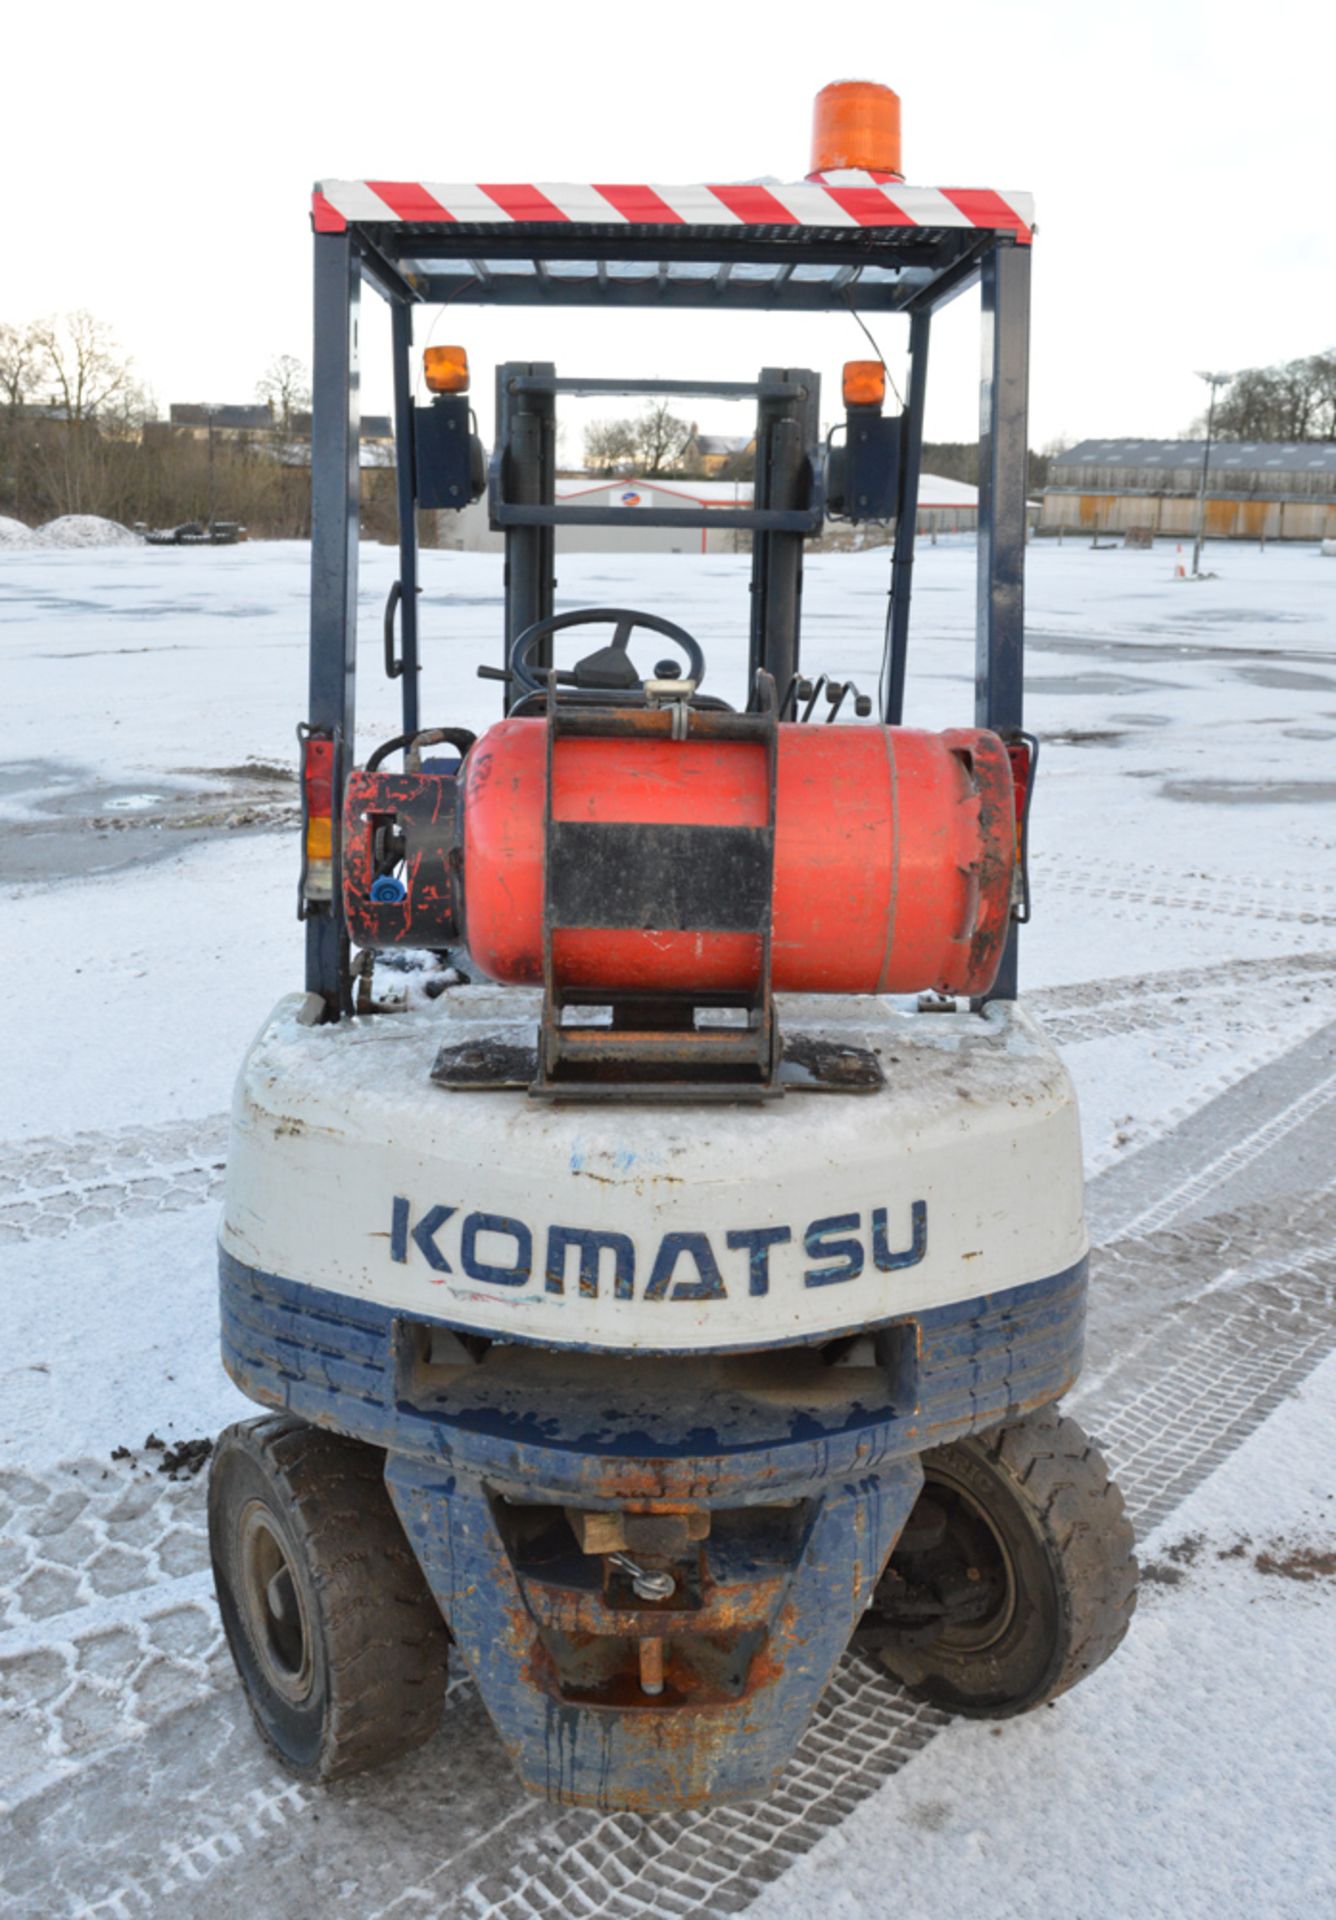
639 1637 665 1696
610 1551 676 1601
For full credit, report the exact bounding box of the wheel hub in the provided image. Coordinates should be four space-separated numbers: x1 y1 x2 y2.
238 1502 314 1704
922 1472 1017 1654
861 1469 1017 1654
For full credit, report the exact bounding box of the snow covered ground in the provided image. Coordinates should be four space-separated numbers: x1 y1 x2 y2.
1 535 1335 1916
751 1347 1336 1920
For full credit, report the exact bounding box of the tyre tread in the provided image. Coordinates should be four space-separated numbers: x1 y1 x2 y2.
994 1411 1138 1703
210 1414 450 1783
878 1406 1137 1715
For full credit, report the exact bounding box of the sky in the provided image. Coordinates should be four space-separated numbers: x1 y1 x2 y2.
3 0 1331 455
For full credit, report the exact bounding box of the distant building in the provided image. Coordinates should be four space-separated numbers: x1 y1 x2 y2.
149 406 397 467
436 471 1002 554
817 475 1040 548
681 431 754 476
167 402 275 438
289 412 394 446
279 414 396 470
1040 439 1336 540
438 475 755 554
906 474 983 536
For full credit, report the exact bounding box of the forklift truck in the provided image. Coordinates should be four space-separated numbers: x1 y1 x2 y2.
209 80 1136 1810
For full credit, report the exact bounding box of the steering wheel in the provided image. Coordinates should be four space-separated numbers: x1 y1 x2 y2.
508 606 706 697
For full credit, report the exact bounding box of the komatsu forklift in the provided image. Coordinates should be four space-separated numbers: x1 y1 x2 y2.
210 80 1137 1811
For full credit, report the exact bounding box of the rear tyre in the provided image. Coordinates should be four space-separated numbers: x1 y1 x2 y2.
208 1415 449 1780
870 1407 1137 1716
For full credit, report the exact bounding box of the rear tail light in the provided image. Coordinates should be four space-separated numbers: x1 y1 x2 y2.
301 729 336 903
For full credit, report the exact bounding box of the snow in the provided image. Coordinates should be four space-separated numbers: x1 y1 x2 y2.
1 532 1335 1906
915 471 980 507
34 515 143 548
750 1348 1336 1920
0 514 144 549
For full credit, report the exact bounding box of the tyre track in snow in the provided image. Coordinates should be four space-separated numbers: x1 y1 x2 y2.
5 1022 1336 1918
1027 948 1336 1048
1030 854 1336 934
0 1119 227 1247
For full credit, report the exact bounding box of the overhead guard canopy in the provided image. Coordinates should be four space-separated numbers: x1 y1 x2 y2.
312 174 1033 314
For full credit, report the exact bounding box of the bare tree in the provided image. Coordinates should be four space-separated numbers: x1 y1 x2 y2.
17 313 151 515
0 323 40 518
631 401 691 475
0 322 39 410
583 416 637 475
29 311 140 424
257 354 312 435
1312 352 1336 442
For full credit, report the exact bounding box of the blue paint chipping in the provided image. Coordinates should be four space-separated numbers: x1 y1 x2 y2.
725 1224 793 1297
384 1450 924 1808
873 1199 928 1270
643 1231 727 1302
545 1225 636 1299
804 1212 867 1286
217 1243 1085 1809
460 1211 532 1287
390 1194 410 1264
410 1202 456 1273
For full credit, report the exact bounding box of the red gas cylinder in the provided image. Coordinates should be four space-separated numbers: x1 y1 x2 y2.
460 719 1014 998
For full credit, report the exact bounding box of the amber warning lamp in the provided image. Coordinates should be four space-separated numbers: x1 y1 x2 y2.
842 360 887 409
809 79 902 179
831 357 898 521
423 345 470 394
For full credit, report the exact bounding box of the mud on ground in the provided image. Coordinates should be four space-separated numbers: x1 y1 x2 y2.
0 759 297 886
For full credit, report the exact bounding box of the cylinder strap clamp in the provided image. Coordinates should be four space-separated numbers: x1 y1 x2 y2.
644 677 697 741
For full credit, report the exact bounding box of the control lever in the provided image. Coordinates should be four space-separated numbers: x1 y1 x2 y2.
477 663 577 686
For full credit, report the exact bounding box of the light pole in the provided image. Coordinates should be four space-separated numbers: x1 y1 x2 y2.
1192 371 1231 577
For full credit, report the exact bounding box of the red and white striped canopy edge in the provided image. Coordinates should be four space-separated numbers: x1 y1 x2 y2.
312 175 1033 245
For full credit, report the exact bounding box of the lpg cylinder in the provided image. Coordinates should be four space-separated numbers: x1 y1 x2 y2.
460 718 1015 998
